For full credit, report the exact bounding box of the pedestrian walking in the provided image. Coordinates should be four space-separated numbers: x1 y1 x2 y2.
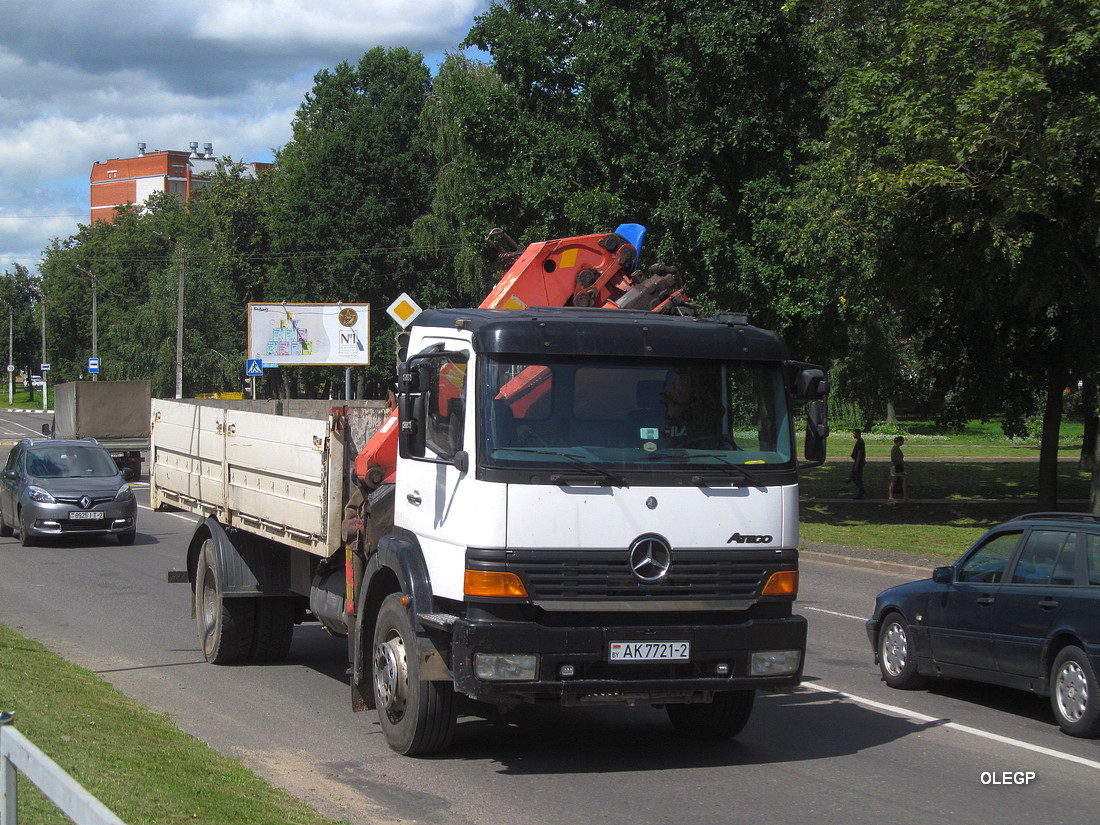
848 429 866 499
888 435 908 503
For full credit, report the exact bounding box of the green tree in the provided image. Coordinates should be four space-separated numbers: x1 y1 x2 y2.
460 0 822 321
267 47 434 397
0 263 43 399
786 0 1100 507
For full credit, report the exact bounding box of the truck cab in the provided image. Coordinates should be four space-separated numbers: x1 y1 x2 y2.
365 306 823 752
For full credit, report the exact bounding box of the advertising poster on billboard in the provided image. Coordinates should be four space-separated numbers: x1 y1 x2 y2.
247 303 371 366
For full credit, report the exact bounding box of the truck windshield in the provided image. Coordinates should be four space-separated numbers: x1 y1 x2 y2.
480 356 793 472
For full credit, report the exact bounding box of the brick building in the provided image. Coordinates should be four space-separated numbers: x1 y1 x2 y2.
89 142 270 223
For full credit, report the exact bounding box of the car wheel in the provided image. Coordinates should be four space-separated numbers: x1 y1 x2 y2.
666 690 756 740
1050 645 1100 737
18 513 35 548
0 505 12 538
878 613 926 690
117 530 136 546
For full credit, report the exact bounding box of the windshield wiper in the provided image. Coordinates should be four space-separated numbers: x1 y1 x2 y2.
685 454 763 487
520 449 627 487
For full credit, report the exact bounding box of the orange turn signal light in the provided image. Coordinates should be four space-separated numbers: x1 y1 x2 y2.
762 570 798 596
464 570 529 598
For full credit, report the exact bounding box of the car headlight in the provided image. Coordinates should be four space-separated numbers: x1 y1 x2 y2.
116 484 134 501
27 486 56 504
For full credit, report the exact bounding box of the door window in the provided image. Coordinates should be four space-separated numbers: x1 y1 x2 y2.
958 531 1021 583
1010 530 1076 585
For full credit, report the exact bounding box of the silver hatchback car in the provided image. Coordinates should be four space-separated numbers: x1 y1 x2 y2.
0 439 137 546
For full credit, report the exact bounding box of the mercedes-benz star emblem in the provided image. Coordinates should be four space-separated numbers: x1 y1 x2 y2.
79 495 93 510
629 535 672 583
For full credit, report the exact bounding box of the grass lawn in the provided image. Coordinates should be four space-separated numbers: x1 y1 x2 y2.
799 446 1092 557
0 623 342 825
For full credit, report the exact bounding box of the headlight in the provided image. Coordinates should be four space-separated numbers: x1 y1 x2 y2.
116 484 134 501
27 486 56 504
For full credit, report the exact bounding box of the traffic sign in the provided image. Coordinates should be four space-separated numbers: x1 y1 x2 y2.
245 358 264 377
88 357 100 374
40 363 50 372
387 293 423 329
5 365 12 373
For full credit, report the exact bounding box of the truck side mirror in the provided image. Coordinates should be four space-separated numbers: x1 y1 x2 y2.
399 394 426 459
795 367 829 401
804 399 828 463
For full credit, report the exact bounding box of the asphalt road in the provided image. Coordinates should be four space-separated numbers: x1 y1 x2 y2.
1 409 1098 824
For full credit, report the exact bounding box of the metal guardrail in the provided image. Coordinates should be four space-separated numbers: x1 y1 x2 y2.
0 711 125 825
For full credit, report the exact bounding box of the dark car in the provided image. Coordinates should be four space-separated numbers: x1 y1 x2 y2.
867 513 1100 737
0 438 137 546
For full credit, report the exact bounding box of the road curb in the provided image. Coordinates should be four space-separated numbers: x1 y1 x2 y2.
800 549 932 578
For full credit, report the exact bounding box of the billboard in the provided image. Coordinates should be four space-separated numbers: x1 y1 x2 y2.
247 303 371 366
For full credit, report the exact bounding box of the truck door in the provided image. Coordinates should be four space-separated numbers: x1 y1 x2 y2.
396 348 474 590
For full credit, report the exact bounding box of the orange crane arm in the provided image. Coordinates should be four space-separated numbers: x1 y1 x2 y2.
353 226 695 488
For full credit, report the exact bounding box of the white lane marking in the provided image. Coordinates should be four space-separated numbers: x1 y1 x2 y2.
805 606 865 621
803 598 1100 770
801 682 1100 771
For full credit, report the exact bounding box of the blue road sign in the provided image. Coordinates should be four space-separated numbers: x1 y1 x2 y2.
245 358 264 377
88 357 100 374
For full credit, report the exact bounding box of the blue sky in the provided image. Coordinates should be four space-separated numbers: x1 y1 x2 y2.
0 0 493 276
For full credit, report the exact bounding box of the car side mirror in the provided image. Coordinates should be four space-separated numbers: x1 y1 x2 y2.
932 566 953 584
2 469 15 481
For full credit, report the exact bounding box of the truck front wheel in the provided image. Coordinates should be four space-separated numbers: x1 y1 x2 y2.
195 538 255 665
372 593 456 755
666 690 755 740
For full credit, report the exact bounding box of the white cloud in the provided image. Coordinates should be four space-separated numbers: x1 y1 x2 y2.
0 0 492 276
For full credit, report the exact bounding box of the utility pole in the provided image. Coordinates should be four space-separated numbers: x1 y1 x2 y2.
175 242 184 399
2 302 11 406
39 290 46 412
78 266 98 381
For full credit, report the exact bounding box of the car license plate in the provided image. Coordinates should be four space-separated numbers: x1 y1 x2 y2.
69 511 104 520
609 641 690 662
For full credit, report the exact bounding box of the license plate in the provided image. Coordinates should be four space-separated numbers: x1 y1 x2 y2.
609 641 690 662
69 511 104 520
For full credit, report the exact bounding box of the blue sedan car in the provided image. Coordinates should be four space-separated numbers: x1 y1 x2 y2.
867 513 1100 737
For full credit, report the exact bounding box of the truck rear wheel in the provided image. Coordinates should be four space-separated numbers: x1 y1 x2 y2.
666 690 755 740
372 593 456 755
195 538 255 665
251 597 295 663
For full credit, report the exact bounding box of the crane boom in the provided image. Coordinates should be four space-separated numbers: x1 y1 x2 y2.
354 225 696 487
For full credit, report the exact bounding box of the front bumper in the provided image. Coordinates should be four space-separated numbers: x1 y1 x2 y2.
450 614 807 702
22 500 137 538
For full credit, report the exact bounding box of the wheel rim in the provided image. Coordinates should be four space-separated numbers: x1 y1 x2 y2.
1056 660 1089 723
881 622 908 677
200 568 218 654
374 631 409 720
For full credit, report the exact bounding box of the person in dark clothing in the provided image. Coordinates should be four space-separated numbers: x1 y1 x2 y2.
888 435 908 503
848 429 867 499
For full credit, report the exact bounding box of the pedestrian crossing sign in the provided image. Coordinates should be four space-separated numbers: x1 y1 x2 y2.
245 358 264 376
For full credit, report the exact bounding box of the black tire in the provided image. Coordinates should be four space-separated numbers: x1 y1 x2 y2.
0 506 12 538
667 690 755 740
195 538 256 665
117 530 136 546
250 597 295 663
1050 645 1100 737
18 513 35 548
877 612 927 690
372 593 456 755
